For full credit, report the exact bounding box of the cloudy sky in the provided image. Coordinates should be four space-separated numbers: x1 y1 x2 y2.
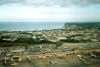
0 0 100 22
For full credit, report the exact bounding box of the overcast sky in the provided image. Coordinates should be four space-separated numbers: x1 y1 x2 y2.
0 0 100 22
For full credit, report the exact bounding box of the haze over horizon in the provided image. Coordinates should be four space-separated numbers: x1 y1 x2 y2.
0 0 100 22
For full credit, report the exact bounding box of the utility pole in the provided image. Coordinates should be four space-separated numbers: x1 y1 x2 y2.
4 57 6 64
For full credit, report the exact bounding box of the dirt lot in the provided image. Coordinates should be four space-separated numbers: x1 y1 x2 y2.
1 54 100 67
61 42 100 49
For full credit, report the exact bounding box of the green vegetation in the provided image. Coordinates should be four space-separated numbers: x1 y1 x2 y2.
0 43 27 47
15 38 52 44
0 38 53 47
64 22 100 30
15 38 41 44
60 39 80 43
55 42 63 48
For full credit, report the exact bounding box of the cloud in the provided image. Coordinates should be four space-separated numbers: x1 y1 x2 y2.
0 0 100 7
0 0 24 5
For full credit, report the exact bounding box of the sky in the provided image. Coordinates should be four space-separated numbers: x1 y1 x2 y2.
0 0 100 22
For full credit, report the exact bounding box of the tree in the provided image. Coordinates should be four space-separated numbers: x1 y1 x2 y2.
55 42 63 49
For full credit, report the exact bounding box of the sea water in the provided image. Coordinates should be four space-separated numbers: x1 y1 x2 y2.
0 22 65 31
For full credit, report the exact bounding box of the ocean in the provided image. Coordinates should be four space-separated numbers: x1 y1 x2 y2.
0 22 65 31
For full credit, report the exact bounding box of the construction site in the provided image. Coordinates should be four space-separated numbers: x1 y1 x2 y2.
0 43 100 67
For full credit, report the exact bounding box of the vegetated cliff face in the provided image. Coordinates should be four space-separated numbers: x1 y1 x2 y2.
64 22 100 30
